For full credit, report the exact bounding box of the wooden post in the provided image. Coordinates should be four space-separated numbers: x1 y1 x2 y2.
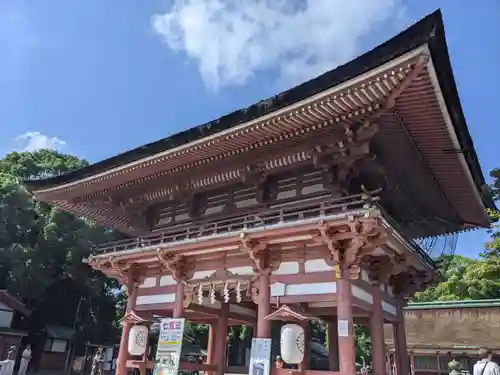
116 273 138 375
298 322 310 372
256 272 271 338
394 299 409 375
336 275 356 375
206 322 216 364
215 303 229 375
328 317 340 371
371 284 387 375
173 282 184 318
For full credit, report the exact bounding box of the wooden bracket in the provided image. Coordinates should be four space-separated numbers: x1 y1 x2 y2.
316 217 387 279
108 256 129 282
315 221 341 267
240 233 268 275
157 250 188 284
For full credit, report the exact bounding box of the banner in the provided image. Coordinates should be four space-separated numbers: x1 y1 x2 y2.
154 318 186 375
248 338 272 375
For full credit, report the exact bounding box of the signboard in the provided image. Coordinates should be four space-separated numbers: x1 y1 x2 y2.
154 318 186 375
248 338 272 375
337 319 349 337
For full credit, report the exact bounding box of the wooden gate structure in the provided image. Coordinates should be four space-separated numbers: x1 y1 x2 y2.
24 10 494 375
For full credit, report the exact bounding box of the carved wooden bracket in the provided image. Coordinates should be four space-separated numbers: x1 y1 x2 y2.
416 269 438 290
364 254 404 285
157 250 192 284
385 250 410 276
250 281 260 304
390 267 435 298
107 256 130 281
315 217 386 279
312 123 380 189
183 286 194 308
316 221 341 265
106 198 151 233
240 233 269 275
240 165 271 203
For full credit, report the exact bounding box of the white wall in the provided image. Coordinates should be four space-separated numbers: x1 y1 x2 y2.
50 339 68 353
0 302 14 328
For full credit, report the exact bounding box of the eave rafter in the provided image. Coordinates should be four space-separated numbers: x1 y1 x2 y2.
36 53 426 202
35 53 432 236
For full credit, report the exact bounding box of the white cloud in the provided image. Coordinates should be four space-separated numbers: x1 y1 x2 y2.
15 132 66 152
152 0 407 90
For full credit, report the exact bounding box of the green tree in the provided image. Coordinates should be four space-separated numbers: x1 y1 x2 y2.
483 169 500 257
0 150 121 355
413 254 500 301
484 209 500 257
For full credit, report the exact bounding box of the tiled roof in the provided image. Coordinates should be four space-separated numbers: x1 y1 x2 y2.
0 290 31 316
385 299 500 351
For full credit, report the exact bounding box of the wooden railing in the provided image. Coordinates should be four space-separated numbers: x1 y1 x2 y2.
95 193 377 255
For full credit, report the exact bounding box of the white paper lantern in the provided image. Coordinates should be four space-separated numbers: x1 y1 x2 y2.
128 325 148 356
280 324 305 364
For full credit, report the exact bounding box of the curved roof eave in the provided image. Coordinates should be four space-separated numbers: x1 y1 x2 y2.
23 10 495 213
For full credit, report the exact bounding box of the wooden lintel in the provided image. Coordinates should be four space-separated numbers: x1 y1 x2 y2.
188 303 256 324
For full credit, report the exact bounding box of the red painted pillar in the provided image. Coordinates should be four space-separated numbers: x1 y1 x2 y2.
371 284 387 375
206 322 216 364
327 318 340 371
116 277 138 375
336 276 356 375
173 282 184 318
256 272 271 338
394 299 409 375
215 303 229 375
298 323 310 372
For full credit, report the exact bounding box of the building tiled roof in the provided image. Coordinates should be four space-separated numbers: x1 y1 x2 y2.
0 290 31 317
385 299 500 352
23 9 494 219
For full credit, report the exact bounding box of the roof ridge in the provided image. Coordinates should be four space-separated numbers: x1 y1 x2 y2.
407 299 500 308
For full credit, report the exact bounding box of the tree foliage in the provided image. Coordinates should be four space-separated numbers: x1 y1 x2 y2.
484 169 500 257
413 254 500 302
0 150 121 351
412 167 500 302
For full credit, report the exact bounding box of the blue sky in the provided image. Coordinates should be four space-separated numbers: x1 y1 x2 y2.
0 0 498 257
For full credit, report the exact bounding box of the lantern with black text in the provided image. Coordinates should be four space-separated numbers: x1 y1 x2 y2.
280 324 305 364
128 325 148 356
